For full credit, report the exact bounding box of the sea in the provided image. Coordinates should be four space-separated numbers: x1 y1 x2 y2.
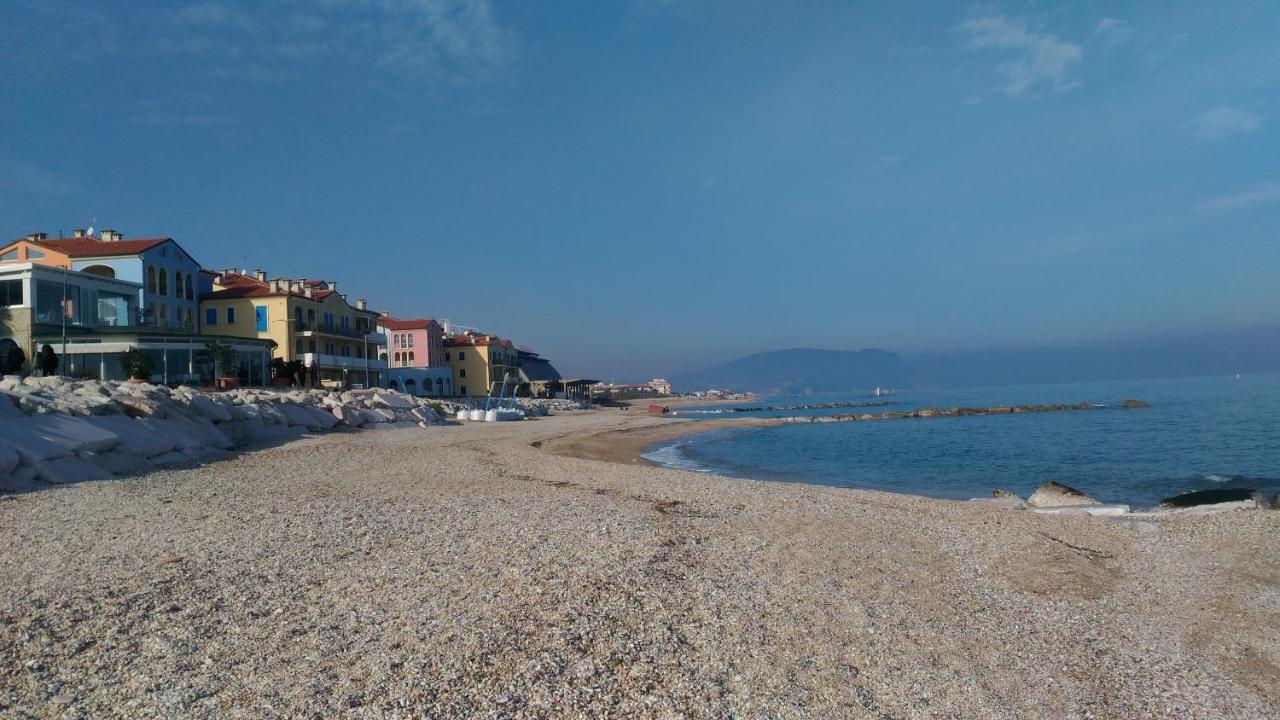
641 373 1280 508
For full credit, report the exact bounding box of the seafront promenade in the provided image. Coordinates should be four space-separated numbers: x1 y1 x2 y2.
2 409 1276 717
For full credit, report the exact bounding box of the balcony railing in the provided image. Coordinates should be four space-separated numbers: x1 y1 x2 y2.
301 352 388 370
296 323 371 339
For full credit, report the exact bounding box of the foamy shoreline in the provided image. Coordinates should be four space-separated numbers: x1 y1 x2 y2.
2 409 1276 716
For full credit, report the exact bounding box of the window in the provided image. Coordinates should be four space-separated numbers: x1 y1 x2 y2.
255 305 268 332
175 271 183 297
185 276 194 300
408 352 414 364
205 308 217 326
26 248 44 259
295 339 303 354
444 351 450 361
159 269 168 295
0 279 23 306
460 385 467 396
0 249 18 262
340 315 350 330
324 312 333 329
459 368 466 378
147 266 157 292
459 351 465 360
341 346 350 357
295 306 303 326
393 352 400 364
226 307 236 324
408 334 414 347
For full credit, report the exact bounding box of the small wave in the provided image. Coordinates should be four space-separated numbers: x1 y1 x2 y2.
642 441 720 474
1203 474 1234 483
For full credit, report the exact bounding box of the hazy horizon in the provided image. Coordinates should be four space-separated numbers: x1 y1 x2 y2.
3 1 1277 381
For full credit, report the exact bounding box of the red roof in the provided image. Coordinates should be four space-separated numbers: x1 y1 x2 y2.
380 316 439 331
33 236 173 258
445 334 511 348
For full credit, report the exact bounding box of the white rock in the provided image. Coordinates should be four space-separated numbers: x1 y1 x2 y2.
79 416 175 458
966 497 1028 510
333 405 365 427
0 440 18 474
21 414 121 453
0 423 69 462
0 392 23 420
304 405 339 430
79 449 152 476
1031 503 1131 517
0 465 41 492
187 394 233 423
370 392 412 409
31 455 112 484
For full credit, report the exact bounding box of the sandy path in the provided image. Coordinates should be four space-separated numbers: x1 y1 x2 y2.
1 411 1276 718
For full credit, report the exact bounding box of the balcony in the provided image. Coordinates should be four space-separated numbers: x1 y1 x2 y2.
296 323 374 340
301 352 387 371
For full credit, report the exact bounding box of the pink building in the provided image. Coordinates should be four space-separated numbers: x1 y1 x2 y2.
379 315 444 368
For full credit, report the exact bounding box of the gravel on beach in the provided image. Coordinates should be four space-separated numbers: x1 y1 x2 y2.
1 410 1277 718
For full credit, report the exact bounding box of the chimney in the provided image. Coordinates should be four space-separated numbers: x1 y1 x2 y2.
101 228 121 242
73 228 86 238
25 232 47 242
357 298 367 310
304 287 314 298
254 269 267 282
329 281 337 293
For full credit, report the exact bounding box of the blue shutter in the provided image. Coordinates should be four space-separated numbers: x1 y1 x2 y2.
256 306 268 332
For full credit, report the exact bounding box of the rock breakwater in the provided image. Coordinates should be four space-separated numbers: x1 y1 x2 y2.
0 375 451 491
779 400 1143 424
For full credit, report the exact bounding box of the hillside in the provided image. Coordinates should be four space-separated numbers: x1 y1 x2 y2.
672 348 915 395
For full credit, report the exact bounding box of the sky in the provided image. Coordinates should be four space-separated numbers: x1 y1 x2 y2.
2 1 1277 381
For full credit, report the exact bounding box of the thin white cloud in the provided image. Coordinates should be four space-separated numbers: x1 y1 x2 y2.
956 16 1083 96
1189 108 1263 139
167 0 515 82
1090 18 1130 48
1196 183 1280 213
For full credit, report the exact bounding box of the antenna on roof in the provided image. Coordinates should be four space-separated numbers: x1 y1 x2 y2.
86 215 96 237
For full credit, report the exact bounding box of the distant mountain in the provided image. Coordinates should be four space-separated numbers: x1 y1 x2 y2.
672 348 916 395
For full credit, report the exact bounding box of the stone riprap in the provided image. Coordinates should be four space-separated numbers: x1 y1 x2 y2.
437 396 591 416
779 400 1145 424
0 375 452 491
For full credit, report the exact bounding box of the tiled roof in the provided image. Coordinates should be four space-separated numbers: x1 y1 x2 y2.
445 334 511 348
33 236 172 258
380 316 438 331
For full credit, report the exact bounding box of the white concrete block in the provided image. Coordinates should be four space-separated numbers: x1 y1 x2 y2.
0 420 72 462
79 416 175 458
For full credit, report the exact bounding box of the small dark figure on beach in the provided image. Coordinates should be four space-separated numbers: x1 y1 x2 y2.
39 344 59 377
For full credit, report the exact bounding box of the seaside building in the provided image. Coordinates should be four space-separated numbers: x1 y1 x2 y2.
378 315 451 397
649 378 673 395
200 270 387 388
516 347 596 400
444 333 522 397
0 261 271 383
0 229 204 329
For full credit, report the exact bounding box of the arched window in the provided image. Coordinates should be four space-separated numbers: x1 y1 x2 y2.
147 266 157 292
174 271 183 297
82 264 116 278
393 352 400 364
186 275 194 300
159 269 168 296
436 378 444 395
295 306 302 326
408 351 415 364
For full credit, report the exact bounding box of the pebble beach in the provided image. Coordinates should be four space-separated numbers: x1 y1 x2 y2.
2 409 1278 718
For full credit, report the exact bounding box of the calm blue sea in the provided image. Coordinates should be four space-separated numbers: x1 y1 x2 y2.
643 374 1280 507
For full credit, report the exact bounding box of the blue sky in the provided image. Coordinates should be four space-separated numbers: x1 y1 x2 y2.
2 1 1277 380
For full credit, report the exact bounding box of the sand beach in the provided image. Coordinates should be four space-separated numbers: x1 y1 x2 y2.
2 409 1277 718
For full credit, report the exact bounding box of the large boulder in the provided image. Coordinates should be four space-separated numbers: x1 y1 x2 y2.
185 394 233 423
16 415 120 454
0 391 23 420
278 402 323 428
79 450 152 476
369 392 411 409
116 396 167 418
1158 488 1263 514
30 455 112 484
0 439 19 474
1027 481 1101 508
0 423 69 463
303 405 339 430
79 415 175 458
332 405 365 427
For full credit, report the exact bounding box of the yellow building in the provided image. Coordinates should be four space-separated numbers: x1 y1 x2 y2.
443 333 521 397
199 270 386 387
